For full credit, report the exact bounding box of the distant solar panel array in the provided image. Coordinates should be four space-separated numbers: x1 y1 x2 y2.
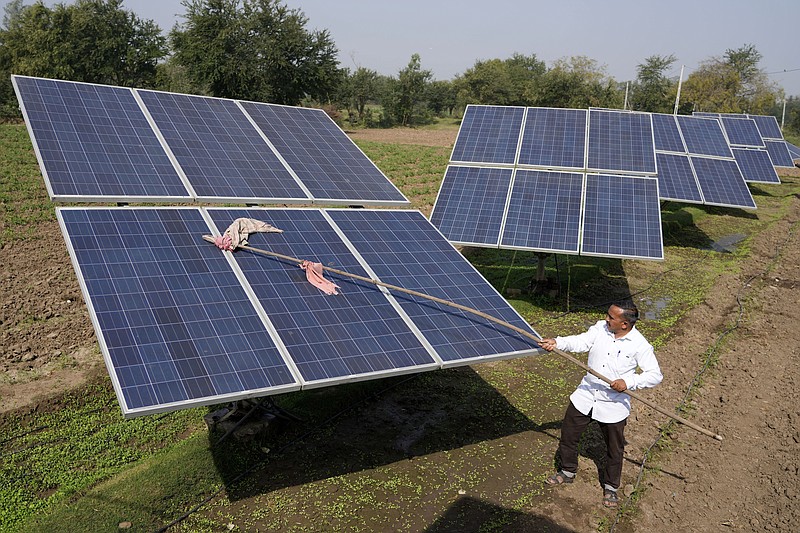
13 76 408 206
652 113 757 208
431 105 663 260
693 111 794 170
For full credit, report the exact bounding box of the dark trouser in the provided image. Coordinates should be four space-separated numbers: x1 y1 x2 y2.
557 401 627 490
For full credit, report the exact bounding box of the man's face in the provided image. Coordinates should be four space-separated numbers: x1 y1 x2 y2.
605 305 629 334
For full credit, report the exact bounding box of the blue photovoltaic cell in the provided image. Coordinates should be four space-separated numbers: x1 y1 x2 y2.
587 109 656 174
720 117 764 148
13 76 189 200
732 148 780 184
689 157 756 208
581 175 663 259
208 209 436 384
518 108 587 168
676 116 733 158
450 105 525 165
429 166 512 246
651 113 685 153
692 112 720 118
786 141 800 159
137 90 306 201
764 140 795 168
655 153 703 203
327 209 538 363
58 208 297 417
500 170 583 253
239 102 407 204
749 114 783 140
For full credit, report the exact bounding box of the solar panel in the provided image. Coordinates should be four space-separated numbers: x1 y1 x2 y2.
719 117 765 148
12 76 191 202
676 116 733 158
731 148 781 184
748 114 783 140
764 139 795 168
239 101 408 205
587 109 656 174
655 153 703 203
786 141 800 159
138 90 308 203
428 166 512 247
431 106 665 260
500 170 583 253
518 108 587 169
692 112 720 118
581 174 663 260
449 105 525 165
57 207 300 418
689 157 756 209
651 113 685 153
60 205 541 416
326 209 538 365
206 208 439 385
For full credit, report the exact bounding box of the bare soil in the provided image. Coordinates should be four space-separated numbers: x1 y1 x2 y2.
2 125 799 531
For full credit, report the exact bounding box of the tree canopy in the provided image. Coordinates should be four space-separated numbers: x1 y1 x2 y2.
682 44 779 114
0 2 793 132
170 0 341 105
0 0 167 116
629 54 677 113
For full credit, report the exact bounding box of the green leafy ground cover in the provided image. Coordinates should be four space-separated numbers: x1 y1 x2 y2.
1 122 799 532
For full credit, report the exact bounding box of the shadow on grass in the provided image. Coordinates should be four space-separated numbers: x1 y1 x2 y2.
425 495 577 533
207 366 546 502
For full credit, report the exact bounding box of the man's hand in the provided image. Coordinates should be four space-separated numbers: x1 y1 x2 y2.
538 338 557 351
610 379 628 392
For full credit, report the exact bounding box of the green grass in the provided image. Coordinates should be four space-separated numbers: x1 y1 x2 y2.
0 124 54 244
2 122 800 532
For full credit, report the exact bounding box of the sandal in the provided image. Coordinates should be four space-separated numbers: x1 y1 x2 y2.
603 489 619 508
544 470 574 485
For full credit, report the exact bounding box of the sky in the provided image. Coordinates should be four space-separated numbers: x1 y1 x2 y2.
23 0 800 97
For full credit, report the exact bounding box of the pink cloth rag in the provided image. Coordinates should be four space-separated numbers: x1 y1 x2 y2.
215 218 283 251
300 260 340 295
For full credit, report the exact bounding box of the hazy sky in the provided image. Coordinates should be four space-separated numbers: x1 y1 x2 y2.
25 0 800 97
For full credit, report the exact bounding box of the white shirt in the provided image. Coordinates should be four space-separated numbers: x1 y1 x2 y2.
556 320 663 423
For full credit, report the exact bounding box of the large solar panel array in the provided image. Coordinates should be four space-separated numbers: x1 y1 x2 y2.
13 75 408 206
58 207 540 417
431 105 663 260
651 113 757 208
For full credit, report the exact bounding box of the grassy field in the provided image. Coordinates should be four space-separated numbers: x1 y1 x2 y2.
1 121 799 532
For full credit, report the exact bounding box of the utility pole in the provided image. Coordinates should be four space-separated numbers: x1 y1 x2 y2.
624 81 629 110
673 65 685 115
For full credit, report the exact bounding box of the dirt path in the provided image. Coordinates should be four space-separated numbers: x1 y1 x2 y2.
624 193 800 533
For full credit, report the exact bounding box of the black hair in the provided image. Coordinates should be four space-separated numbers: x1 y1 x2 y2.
612 300 639 325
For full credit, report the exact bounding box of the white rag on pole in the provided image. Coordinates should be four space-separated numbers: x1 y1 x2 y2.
214 218 283 251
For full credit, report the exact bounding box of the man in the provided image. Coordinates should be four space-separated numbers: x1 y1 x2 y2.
538 301 662 509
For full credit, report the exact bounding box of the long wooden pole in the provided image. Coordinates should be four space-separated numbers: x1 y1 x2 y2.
204 236 723 441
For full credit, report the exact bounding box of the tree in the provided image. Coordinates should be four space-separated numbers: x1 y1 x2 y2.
0 0 167 116
0 0 166 86
453 53 545 108
382 53 432 126
348 66 380 123
683 45 779 114
426 79 455 117
629 54 677 113
535 56 622 109
170 0 341 105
